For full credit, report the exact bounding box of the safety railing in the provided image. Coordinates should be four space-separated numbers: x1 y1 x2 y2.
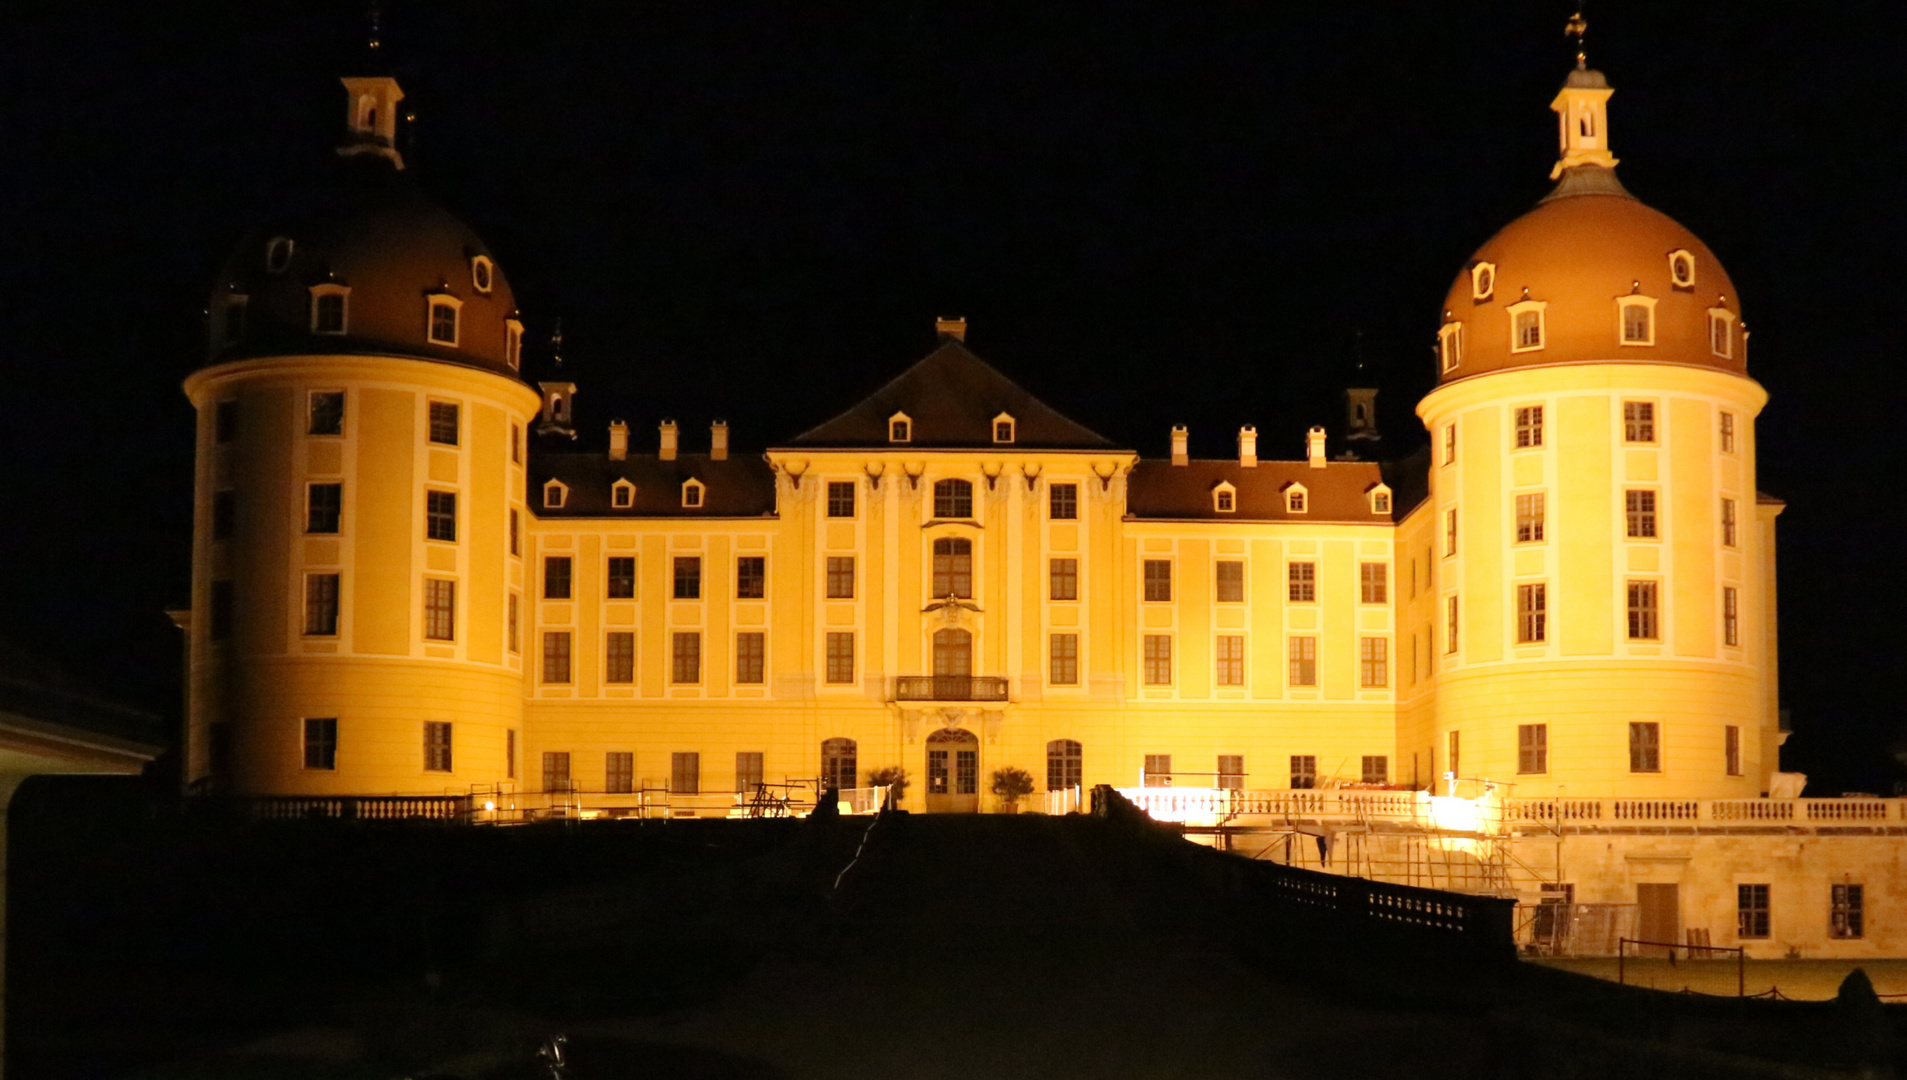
892 675 1010 702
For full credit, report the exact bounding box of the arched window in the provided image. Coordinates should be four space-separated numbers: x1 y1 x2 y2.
933 628 971 678
427 296 462 346
933 478 973 519
931 537 972 598
1047 739 1082 792
821 737 858 792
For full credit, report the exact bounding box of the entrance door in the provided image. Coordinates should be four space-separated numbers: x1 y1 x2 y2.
1636 883 1680 957
925 727 980 813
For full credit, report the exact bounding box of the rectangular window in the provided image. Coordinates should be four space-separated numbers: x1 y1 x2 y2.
1049 558 1078 601
1215 560 1245 603
1518 724 1548 774
735 632 765 684
1721 498 1737 547
1448 731 1460 778
825 632 854 684
1625 490 1657 538
1142 635 1172 685
827 481 856 518
1290 755 1317 790
1627 580 1659 640
1622 302 1650 343
736 556 765 599
673 632 702 684
426 490 457 542
1629 721 1661 773
1216 635 1245 687
1514 309 1542 348
1362 756 1389 785
304 573 340 636
1445 508 1458 556
1724 586 1739 647
542 631 571 684
826 556 855 599
506 729 516 779
1516 583 1547 644
509 509 519 556
306 483 341 534
735 751 764 793
429 301 459 346
428 401 460 446
1049 633 1079 686
1359 637 1388 688
606 751 634 794
544 556 572 599
1047 740 1082 792
1832 884 1865 940
1049 483 1078 520
212 490 236 540
215 400 238 443
303 718 337 770
1287 562 1315 603
511 424 521 464
1623 400 1655 443
1725 724 1742 776
1442 423 1456 465
1143 560 1172 602
607 556 637 599
1360 562 1387 603
542 751 571 793
309 391 345 435
1446 594 1459 654
671 759 701 801
1288 636 1317 687
424 721 452 772
605 631 634 683
423 579 455 641
1719 411 1736 453
1143 754 1173 787
1514 405 1544 448
507 592 519 654
1217 755 1245 791
931 538 973 598
1515 492 1545 543
1738 883 1770 939
673 556 702 599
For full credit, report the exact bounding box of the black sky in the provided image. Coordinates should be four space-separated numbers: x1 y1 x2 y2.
3 3 1900 790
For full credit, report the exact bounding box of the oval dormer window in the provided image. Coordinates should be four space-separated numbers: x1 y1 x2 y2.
472 255 494 294
265 237 295 274
1471 262 1495 302
1668 249 1697 289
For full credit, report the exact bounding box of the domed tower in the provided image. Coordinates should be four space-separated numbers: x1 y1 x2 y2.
1414 47 1779 799
183 72 541 796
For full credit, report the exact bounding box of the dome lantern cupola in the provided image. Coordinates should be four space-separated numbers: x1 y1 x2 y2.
339 76 405 170
1549 12 1616 179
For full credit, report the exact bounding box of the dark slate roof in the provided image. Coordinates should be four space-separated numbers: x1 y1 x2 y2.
1126 459 1393 523
0 639 166 753
531 453 776 518
786 340 1115 450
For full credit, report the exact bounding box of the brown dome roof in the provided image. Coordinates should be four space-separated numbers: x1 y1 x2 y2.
1437 167 1745 385
206 157 522 377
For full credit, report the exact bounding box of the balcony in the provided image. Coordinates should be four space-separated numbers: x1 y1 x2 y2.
893 676 1010 702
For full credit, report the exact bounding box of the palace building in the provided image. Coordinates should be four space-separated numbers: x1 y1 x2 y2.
183 51 1907 958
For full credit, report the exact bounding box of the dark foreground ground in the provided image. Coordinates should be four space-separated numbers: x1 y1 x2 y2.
9 777 1900 1079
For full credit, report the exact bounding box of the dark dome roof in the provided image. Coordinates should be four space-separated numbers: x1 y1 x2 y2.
206 156 522 376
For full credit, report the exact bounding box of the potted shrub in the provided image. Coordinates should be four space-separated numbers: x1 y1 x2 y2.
867 765 909 810
990 765 1035 814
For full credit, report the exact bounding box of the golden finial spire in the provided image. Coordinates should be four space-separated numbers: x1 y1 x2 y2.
1565 10 1589 69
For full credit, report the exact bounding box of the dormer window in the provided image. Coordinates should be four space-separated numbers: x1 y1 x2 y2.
992 412 1016 444
504 318 523 370
1470 262 1495 302
471 255 495 294
543 479 568 509
1617 294 1657 346
1213 482 1236 514
611 480 635 509
309 284 350 335
888 412 912 443
1285 484 1308 514
1369 485 1392 515
427 295 462 347
264 237 294 274
1707 306 1737 359
1439 320 1465 373
1506 298 1548 353
1668 249 1697 290
223 295 248 345
681 479 705 509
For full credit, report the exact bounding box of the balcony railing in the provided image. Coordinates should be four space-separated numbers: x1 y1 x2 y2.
893 675 1010 702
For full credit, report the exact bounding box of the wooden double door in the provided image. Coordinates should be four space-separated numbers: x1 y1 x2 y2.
925 727 979 813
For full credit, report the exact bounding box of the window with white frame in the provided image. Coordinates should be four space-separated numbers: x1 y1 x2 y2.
1288 636 1317 686
309 284 350 335
1142 635 1172 685
1518 724 1548 774
543 479 568 509
1708 307 1737 359
1471 261 1495 301
1617 295 1656 346
427 295 462 346
1627 580 1659 640
1285 485 1307 513
1668 249 1697 289
1722 497 1738 547
611 479 635 509
1513 405 1543 448
1625 490 1657 538
1442 423 1456 465
1517 583 1547 643
1213 482 1235 513
1439 321 1465 372
1370 486 1391 514
1507 299 1547 352
1724 586 1739 647
1515 492 1545 543
681 479 705 508
1215 635 1245 687
1287 562 1315 603
309 391 345 435
1623 401 1655 443
992 412 1016 443
1629 721 1661 772
471 254 494 293
888 412 912 443
1359 638 1387 688
505 318 523 369
1719 411 1736 453
1215 560 1244 603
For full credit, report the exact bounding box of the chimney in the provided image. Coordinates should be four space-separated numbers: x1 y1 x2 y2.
1171 425 1189 466
710 421 729 461
936 316 967 342
1307 426 1327 469
659 419 678 462
608 419 628 461
1238 425 1258 468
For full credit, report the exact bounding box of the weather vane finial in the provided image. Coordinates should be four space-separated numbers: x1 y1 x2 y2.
1565 9 1589 69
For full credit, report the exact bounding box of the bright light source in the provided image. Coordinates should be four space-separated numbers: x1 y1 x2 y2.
1429 795 1480 833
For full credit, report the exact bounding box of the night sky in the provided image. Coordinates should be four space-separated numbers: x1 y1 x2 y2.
5 4 1900 790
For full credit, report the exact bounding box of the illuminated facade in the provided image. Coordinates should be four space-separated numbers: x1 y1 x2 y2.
185 60 1906 958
